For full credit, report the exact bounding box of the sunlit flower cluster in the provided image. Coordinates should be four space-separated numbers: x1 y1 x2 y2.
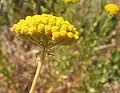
64 0 78 3
116 48 120 52
105 4 119 15
13 14 79 45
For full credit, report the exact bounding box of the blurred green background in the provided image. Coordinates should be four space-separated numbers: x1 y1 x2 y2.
0 0 120 93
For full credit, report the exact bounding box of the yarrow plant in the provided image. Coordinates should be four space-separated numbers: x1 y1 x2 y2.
13 14 79 93
105 4 120 15
13 14 79 46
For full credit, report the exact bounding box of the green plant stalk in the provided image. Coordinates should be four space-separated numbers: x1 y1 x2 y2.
29 47 46 93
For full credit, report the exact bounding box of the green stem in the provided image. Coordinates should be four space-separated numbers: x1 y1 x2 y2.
29 47 46 93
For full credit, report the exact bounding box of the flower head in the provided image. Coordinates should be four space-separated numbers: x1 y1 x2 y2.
13 14 79 46
105 4 119 15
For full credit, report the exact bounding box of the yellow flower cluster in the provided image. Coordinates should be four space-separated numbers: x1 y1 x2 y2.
64 0 78 3
13 14 79 44
105 4 119 15
116 48 120 52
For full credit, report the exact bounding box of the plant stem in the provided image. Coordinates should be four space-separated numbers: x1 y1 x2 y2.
29 47 46 93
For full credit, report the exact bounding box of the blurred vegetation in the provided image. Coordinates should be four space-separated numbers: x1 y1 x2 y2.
74 49 120 93
0 0 120 93
0 47 14 80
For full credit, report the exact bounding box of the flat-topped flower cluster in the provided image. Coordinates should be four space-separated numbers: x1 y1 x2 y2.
105 4 120 15
13 14 79 45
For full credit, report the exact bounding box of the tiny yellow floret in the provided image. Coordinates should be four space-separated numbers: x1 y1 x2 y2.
67 32 74 39
52 32 60 40
38 24 45 33
60 31 67 36
74 34 79 39
105 4 119 15
25 16 32 20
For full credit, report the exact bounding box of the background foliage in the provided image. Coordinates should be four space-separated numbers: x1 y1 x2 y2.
0 0 120 93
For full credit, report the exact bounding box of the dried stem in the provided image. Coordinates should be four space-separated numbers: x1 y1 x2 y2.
29 47 46 93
